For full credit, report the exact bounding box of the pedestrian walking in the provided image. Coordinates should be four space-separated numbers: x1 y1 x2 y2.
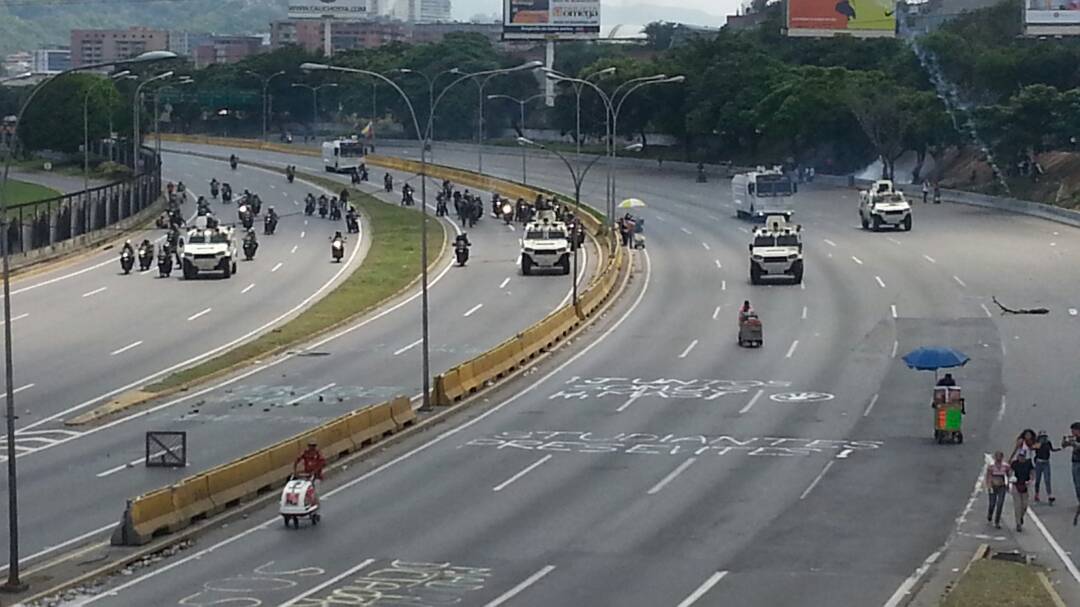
1034 429 1059 504
986 451 1010 529
1012 451 1034 531
921 180 929 204
1061 422 1080 525
1010 429 1038 463
933 183 942 204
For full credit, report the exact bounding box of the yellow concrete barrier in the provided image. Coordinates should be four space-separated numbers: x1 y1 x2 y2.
121 488 178 544
369 402 396 437
171 474 214 530
390 396 416 428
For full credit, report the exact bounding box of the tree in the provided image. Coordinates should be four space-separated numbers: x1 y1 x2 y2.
19 73 120 154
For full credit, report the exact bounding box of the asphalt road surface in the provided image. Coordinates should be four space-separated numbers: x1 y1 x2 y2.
0 146 589 579
54 144 1080 606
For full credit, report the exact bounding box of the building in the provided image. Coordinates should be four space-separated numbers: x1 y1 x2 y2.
70 27 168 67
390 0 452 23
32 48 71 74
168 31 213 57
270 19 408 52
2 52 32 77
192 36 264 68
410 21 501 44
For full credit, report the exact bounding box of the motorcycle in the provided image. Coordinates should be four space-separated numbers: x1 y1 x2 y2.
251 195 262 216
318 201 328 219
329 203 341 222
384 174 393 192
240 210 254 230
331 238 345 263
210 182 220 200
137 245 153 271
401 186 414 207
243 239 258 261
222 187 232 205
264 214 277 235
304 198 316 217
120 249 134 274
501 202 514 226
158 251 173 277
346 213 359 234
230 156 239 171
286 167 295 183
455 242 469 266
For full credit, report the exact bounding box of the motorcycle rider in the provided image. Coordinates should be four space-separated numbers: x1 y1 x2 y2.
339 188 350 206
345 205 359 233
401 183 414 206
454 232 471 265
293 440 325 482
243 228 258 259
229 154 239 170
265 206 279 234
318 194 329 218
285 165 295 183
121 239 135 258
209 178 220 199
359 163 369 182
304 193 316 216
177 181 186 195
384 172 393 192
738 300 755 324
221 183 233 204
329 196 340 220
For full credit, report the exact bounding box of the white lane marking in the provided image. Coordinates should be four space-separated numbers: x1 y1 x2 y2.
712 306 720 320
801 306 808 320
715 259 723 270
492 454 553 492
891 340 898 359
241 283 255 294
863 394 879 417
739 389 764 415
851 256 863 265
109 341 142 356
14 192 365 434
882 551 942 607
836 449 853 459
286 382 337 406
678 339 699 359
874 276 886 288
96 454 147 478
980 303 993 318
799 460 835 500
12 259 117 296
922 254 936 263
271 262 283 272
291 245 298 254
680 227 692 235
85 250 652 601
304 219 309 225
647 457 698 495
463 303 483 317
300 231 306 239
0 313 29 325
785 340 799 358
737 226 750 234
483 565 556 607
616 392 644 413
656 215 667 222
890 304 898 319
279 559 377 607
81 287 107 298
701 242 710 251
499 277 510 289
886 237 902 246
186 308 211 322
1029 509 1080 586
953 275 967 288
998 395 1007 422
393 338 423 356
823 239 836 247
721 280 726 291
0 384 35 402
676 571 729 607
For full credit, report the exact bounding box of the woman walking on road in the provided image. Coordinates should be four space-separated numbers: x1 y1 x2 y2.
986 451 1010 529
1012 451 1035 532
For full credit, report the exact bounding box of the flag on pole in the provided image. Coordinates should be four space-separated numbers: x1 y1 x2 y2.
360 121 373 139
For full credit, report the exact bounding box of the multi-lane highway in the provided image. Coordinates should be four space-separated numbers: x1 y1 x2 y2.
54 142 1079 606
0 147 595 583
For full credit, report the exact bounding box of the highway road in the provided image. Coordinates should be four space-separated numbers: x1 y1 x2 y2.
47 143 1080 606
0 145 593 582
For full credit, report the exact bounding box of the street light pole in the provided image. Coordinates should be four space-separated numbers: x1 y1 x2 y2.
133 70 175 182
487 93 544 184
454 67 524 173
302 60 540 411
570 66 615 157
291 83 338 133
392 68 457 162
245 70 286 142
0 50 175 592
154 78 194 160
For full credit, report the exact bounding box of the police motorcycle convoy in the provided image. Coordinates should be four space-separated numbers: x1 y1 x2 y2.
137 239 154 272
243 229 259 261
454 233 471 266
264 207 279 235
331 232 346 263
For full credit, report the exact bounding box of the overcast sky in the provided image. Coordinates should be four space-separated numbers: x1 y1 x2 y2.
454 0 738 24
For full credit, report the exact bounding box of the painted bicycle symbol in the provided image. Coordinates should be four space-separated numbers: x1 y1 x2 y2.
770 391 834 403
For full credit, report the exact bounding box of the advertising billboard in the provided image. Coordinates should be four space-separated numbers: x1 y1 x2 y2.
1025 0 1080 35
503 0 601 40
289 0 370 19
786 0 896 38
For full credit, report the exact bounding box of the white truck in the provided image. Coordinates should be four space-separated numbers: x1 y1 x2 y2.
181 224 238 279
859 180 912 231
732 167 797 220
322 138 365 173
749 214 803 285
520 211 571 276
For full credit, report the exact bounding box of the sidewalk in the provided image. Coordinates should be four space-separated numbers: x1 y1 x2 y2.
906 462 1080 606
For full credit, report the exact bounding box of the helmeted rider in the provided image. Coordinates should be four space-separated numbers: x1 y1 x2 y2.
267 205 278 222
738 300 755 323
121 239 134 256
293 440 325 481
455 233 471 249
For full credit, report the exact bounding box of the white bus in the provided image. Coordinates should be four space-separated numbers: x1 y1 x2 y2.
322 138 366 173
731 167 797 220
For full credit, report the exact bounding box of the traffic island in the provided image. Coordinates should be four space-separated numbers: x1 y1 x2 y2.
940 548 1063 607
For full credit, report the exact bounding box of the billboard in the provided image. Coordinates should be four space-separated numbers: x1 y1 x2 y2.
1025 0 1080 35
288 0 370 19
786 0 896 38
503 0 601 40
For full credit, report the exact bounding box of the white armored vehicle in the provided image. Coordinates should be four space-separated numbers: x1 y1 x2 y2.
732 166 797 220
749 214 803 285
859 179 912 231
520 210 571 276
182 223 238 279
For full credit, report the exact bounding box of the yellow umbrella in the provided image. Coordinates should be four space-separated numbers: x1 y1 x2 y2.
619 198 646 209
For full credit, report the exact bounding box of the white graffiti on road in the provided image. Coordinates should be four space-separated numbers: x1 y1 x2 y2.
770 392 835 403
465 431 883 459
179 561 326 607
293 559 493 607
549 376 793 401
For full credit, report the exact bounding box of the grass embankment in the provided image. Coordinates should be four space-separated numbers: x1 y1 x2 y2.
1 179 60 206
146 181 444 393
942 559 1057 607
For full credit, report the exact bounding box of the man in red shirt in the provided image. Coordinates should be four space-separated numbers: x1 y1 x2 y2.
294 440 325 481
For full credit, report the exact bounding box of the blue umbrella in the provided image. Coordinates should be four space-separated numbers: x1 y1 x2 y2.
902 346 970 371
